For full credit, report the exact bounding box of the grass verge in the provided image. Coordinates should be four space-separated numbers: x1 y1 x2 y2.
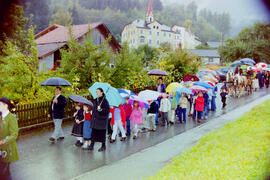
148 100 270 180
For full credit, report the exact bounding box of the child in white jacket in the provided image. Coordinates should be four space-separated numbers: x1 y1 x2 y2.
159 93 171 126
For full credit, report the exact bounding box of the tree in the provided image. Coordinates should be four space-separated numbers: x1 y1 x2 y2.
218 22 270 63
0 26 40 102
187 1 197 21
51 9 73 26
153 0 163 11
184 19 192 31
157 48 201 83
110 42 145 88
60 28 112 89
21 0 50 32
135 44 159 65
0 3 28 54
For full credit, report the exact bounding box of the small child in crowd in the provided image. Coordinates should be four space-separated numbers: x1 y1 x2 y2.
195 92 204 123
178 93 188 123
203 91 209 120
147 100 157 131
110 105 127 143
159 94 171 126
168 93 177 124
71 103 84 147
130 101 143 139
122 97 133 136
82 104 92 150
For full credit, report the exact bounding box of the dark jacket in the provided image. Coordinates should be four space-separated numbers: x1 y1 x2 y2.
203 93 209 105
220 85 229 97
49 95 67 119
148 101 156 114
75 109 84 121
91 95 110 130
155 83 166 93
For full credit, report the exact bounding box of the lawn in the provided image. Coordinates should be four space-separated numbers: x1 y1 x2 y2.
148 100 270 180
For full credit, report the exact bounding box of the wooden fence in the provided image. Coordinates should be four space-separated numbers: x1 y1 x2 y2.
15 86 155 129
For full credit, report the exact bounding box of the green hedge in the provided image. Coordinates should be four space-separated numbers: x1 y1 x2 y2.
148 100 270 180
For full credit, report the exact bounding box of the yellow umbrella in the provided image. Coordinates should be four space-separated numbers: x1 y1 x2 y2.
202 76 217 83
166 82 182 93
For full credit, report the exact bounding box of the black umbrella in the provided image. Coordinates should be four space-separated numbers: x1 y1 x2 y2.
68 95 93 107
40 77 72 86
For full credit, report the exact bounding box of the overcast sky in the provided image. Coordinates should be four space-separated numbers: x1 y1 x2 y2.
161 0 270 36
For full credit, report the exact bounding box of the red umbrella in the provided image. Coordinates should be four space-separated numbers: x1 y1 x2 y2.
183 75 199 82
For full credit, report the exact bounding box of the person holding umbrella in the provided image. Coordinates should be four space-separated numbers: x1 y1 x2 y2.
89 88 110 152
48 87 67 143
155 77 166 93
71 103 84 147
0 97 20 180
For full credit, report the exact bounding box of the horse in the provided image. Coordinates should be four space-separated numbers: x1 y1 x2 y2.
234 73 248 98
226 70 236 97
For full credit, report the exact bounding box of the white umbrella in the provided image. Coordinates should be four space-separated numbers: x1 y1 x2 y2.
138 90 161 101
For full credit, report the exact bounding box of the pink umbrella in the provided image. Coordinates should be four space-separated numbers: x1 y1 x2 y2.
129 95 150 109
189 85 208 92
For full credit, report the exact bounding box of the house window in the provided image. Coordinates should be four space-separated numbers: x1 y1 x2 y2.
139 36 145 43
149 39 152 44
209 57 214 63
164 32 166 37
157 40 160 45
157 26 159 29
157 32 159 36
149 31 152 35
140 30 143 34
153 26 156 29
169 34 171 38
133 39 135 43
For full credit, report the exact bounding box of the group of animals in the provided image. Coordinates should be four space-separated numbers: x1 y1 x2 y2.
226 70 255 98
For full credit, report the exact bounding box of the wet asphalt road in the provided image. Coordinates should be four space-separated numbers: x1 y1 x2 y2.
10 87 270 180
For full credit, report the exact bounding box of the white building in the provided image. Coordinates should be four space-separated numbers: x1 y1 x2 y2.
121 0 201 49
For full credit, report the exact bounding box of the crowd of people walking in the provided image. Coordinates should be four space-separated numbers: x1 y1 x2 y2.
45 77 230 152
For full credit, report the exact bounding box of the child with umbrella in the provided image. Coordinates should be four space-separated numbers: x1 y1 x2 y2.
71 103 84 147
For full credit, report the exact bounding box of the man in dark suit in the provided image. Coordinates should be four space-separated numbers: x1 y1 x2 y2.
48 87 67 143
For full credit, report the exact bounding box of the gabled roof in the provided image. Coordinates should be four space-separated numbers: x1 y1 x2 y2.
35 23 121 58
188 49 220 58
35 23 102 45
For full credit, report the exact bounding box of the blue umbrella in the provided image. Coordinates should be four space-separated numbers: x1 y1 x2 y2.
230 60 244 67
40 77 71 86
118 89 136 98
173 87 192 104
68 95 93 107
193 81 214 89
89 82 124 107
240 58 256 65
